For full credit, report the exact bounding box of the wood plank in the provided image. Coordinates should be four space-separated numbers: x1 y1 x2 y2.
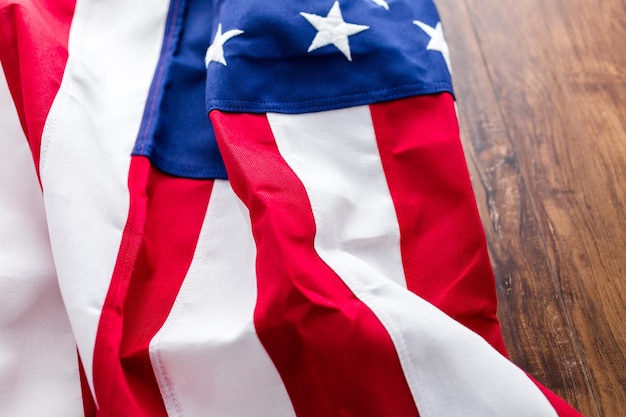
436 1 602 415
438 0 626 415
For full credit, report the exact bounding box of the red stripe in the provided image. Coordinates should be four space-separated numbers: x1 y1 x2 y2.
0 0 75 173
370 93 508 355
92 156 213 416
211 111 421 417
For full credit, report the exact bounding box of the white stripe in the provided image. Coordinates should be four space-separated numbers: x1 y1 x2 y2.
270 106 407 288
150 180 297 417
39 0 170 395
269 107 559 417
0 66 83 416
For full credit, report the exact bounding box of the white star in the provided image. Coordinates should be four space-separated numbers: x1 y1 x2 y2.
205 23 244 67
300 1 369 61
369 0 389 10
413 21 451 74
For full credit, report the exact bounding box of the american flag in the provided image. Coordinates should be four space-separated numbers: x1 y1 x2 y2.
0 0 583 416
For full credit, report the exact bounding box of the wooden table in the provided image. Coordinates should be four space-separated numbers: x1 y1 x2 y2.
437 0 626 415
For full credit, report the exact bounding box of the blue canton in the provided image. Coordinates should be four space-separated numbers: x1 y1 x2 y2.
205 0 453 114
133 0 453 180
133 0 227 179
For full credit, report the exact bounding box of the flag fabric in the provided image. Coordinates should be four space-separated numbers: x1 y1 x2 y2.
0 0 584 416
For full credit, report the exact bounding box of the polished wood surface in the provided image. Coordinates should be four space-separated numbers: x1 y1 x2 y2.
437 0 626 415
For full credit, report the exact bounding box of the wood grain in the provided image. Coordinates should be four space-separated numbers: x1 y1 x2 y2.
437 0 626 415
